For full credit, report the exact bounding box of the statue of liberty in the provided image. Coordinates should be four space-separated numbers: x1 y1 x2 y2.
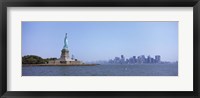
63 33 68 49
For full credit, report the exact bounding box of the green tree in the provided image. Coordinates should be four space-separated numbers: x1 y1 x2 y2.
22 55 45 64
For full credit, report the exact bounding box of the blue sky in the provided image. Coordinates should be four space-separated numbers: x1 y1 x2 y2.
22 21 178 62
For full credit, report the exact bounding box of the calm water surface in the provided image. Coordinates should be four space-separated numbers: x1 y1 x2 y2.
22 64 178 76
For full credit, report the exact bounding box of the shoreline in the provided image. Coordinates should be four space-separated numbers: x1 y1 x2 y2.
23 64 97 66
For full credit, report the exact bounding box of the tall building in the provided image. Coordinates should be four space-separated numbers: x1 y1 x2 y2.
155 55 161 63
121 55 124 59
114 57 120 63
129 57 133 64
132 56 136 63
121 55 125 64
151 58 155 63
147 55 152 63
125 59 129 64
137 56 141 63
140 55 146 63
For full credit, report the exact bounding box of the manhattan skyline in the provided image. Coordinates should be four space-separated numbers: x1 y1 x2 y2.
22 21 178 62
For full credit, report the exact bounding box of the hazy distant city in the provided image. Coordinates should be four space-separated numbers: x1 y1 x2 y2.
89 55 178 65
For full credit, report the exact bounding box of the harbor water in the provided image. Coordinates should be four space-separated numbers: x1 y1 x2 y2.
22 64 178 76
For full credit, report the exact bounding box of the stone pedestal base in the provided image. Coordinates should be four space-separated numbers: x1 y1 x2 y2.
60 48 69 61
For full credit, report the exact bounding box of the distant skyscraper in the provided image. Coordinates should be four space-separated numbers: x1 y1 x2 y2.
133 56 136 63
155 55 161 63
129 57 133 64
121 55 125 64
121 55 124 59
114 57 120 63
137 56 142 63
147 55 151 63
141 55 146 63
151 58 155 63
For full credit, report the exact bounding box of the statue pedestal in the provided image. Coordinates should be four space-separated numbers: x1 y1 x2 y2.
60 48 69 61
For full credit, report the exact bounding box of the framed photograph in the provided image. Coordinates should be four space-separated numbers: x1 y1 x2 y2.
0 0 199 98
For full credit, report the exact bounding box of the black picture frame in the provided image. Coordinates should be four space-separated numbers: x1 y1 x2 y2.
0 0 200 98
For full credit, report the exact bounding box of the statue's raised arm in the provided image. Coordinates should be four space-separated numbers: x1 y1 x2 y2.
63 33 68 49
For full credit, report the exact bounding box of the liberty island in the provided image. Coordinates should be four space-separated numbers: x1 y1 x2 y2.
23 33 96 66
